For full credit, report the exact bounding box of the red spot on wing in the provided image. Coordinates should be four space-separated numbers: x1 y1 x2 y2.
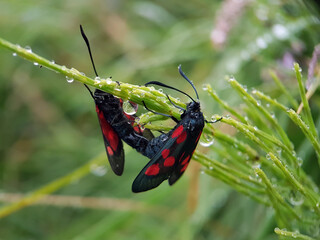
164 156 175 167
196 131 202 143
180 162 189 172
107 146 114 155
122 110 143 135
178 152 185 162
181 155 190 165
145 164 160 176
176 130 187 144
161 149 170 159
171 125 184 139
96 106 119 151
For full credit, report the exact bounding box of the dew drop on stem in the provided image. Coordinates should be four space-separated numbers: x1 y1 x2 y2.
66 76 74 83
123 100 138 115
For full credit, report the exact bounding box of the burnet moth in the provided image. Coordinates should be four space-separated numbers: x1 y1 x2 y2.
131 66 220 192
80 26 220 192
80 25 153 176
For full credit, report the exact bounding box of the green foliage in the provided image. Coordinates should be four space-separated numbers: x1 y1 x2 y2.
0 0 320 239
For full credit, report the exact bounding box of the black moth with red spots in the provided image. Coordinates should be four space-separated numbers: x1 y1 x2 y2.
91 89 154 175
81 25 212 192
80 26 153 176
131 65 206 192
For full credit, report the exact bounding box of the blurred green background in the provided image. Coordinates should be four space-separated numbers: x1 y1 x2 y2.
0 0 319 239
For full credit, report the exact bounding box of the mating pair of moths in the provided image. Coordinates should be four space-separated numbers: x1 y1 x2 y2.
81 26 214 193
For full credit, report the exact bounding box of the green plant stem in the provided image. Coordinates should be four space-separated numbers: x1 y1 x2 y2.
220 116 295 170
294 63 318 139
255 168 300 221
205 84 247 123
228 77 294 152
287 109 320 166
193 153 269 206
274 228 315 240
205 125 259 160
252 90 288 112
194 152 264 189
254 90 320 173
0 154 106 219
0 36 184 120
269 70 299 109
268 153 320 216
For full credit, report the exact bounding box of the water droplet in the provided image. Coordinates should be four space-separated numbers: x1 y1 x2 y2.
266 103 270 108
33 62 39 66
158 88 163 93
12 52 17 56
122 100 138 115
202 84 208 91
94 76 101 84
228 76 235 82
252 162 261 169
80 72 85 76
253 126 258 131
289 191 304 206
211 115 221 122
243 85 248 92
209 166 213 170
25 46 32 53
199 133 214 147
106 77 112 84
277 149 282 156
297 157 303 167
90 164 107 177
66 76 74 83
50 60 55 64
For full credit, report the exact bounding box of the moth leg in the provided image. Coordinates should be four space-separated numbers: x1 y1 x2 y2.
205 117 223 124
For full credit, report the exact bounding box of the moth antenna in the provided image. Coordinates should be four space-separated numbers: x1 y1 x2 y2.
145 81 196 103
80 25 99 77
178 65 199 100
80 25 99 99
84 83 94 98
